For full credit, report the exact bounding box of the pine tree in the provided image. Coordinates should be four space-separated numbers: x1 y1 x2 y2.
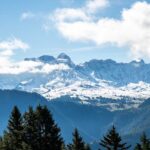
134 133 150 150
6 106 23 150
134 144 142 150
0 136 3 149
0 105 65 150
35 105 64 150
23 106 39 150
85 144 91 150
0 131 12 150
99 126 130 150
67 128 90 150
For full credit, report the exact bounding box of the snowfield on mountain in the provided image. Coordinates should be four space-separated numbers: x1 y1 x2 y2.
0 53 150 111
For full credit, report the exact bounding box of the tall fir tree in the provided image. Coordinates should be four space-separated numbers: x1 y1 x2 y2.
67 128 90 150
99 126 130 150
84 144 91 150
23 106 39 150
134 133 150 150
35 105 64 150
0 136 3 149
0 131 12 150
6 106 23 150
134 144 142 150
0 105 65 150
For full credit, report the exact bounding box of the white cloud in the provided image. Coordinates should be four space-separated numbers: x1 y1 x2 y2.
53 1 150 60
50 0 108 22
53 8 91 22
21 12 35 20
86 0 109 13
0 37 69 74
39 63 70 74
0 38 29 51
0 61 41 74
0 38 29 65
0 60 70 74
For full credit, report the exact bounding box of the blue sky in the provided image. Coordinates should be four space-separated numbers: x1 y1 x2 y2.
0 0 150 64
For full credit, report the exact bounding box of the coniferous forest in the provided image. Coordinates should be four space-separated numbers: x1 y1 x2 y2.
0 106 150 150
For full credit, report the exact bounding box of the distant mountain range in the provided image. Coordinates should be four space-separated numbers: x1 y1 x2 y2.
0 53 150 110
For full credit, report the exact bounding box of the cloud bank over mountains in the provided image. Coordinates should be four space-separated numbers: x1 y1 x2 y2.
3 0 150 71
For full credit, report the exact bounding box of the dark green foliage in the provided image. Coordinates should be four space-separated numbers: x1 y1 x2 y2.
0 131 12 150
135 144 142 150
67 128 91 150
134 133 150 150
0 105 64 150
99 126 130 150
0 136 3 150
35 105 64 150
23 106 38 149
84 144 91 150
4 106 23 150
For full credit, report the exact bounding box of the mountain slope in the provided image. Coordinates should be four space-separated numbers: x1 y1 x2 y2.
0 53 150 110
0 90 150 148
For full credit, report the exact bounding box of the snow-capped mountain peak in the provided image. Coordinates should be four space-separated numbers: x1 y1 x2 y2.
24 53 75 67
57 53 71 60
57 53 75 67
1 54 150 111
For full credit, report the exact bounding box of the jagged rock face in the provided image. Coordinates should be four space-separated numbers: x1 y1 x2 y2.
0 54 150 110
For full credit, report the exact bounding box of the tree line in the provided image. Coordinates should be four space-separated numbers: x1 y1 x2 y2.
0 105 150 150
